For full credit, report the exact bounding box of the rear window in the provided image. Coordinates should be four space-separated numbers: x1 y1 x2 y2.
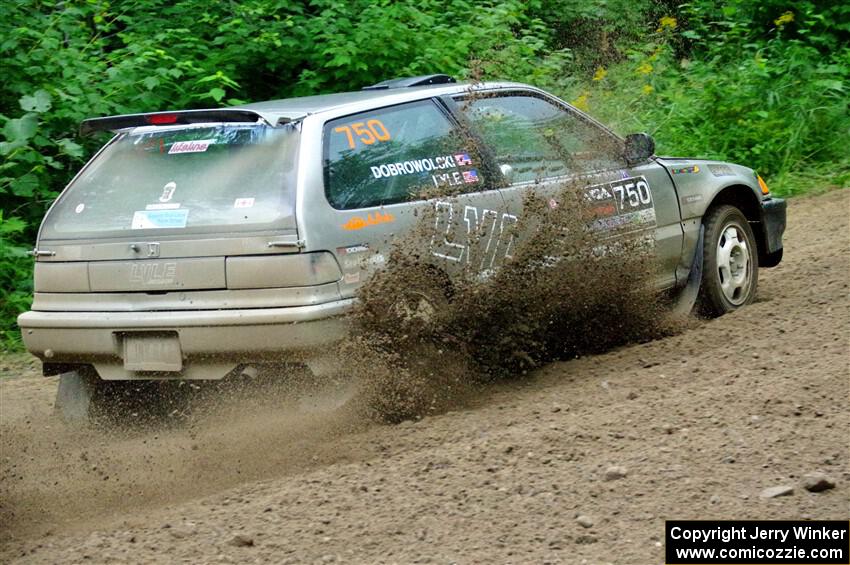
323 100 484 209
42 123 299 239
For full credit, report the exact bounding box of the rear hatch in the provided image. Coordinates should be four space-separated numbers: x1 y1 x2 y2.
33 118 340 308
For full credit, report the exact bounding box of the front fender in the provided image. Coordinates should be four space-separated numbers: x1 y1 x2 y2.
655 158 764 220
657 157 785 270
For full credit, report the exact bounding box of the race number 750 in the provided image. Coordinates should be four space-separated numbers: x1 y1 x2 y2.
612 179 652 209
335 119 391 149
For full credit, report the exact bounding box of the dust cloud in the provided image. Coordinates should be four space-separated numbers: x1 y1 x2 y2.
0 178 677 541
1 102 680 544
0 369 371 542
344 177 676 423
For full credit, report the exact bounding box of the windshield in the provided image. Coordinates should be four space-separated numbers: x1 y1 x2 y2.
41 123 299 239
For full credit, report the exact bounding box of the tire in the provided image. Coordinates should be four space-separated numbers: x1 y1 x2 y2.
697 205 759 317
357 264 451 341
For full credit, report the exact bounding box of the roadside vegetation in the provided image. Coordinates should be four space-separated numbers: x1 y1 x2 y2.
1 0 848 350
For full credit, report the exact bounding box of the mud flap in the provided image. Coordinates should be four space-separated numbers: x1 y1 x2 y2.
670 225 704 319
55 370 97 424
303 355 359 413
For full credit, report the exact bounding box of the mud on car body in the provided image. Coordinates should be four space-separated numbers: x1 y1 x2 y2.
17 74 786 420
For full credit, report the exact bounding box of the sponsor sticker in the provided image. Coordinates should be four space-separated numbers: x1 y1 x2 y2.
168 139 214 154
131 209 189 229
234 197 255 209
74 203 85 214
159 181 177 202
139 138 165 153
146 203 181 210
708 163 734 177
344 272 361 284
337 244 370 255
342 211 395 231
681 194 704 205
582 176 657 234
130 262 177 285
671 165 700 175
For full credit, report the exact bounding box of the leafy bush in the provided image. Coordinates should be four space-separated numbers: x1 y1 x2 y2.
0 0 556 350
0 213 31 348
0 0 847 349
559 0 850 194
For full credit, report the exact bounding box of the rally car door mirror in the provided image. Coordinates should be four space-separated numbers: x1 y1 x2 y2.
624 133 656 165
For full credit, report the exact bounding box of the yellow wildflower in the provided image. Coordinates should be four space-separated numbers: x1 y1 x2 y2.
657 16 677 32
592 66 607 81
637 61 653 75
774 11 794 27
572 93 590 111
642 84 654 95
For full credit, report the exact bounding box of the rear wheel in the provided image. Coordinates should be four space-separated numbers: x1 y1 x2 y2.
698 205 758 317
357 264 451 341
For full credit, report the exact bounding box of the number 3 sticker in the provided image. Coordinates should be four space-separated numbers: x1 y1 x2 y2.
335 119 391 149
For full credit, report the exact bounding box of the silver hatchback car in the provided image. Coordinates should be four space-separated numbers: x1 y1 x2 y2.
18 74 785 419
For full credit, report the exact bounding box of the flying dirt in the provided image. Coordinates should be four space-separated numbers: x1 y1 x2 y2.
0 189 847 564
348 179 675 423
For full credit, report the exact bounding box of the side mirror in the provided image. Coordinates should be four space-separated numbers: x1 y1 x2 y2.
624 133 655 165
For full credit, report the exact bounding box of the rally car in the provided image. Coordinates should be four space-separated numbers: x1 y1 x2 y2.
17 74 786 421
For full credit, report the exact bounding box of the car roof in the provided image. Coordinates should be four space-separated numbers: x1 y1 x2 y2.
78 80 550 135
234 81 532 123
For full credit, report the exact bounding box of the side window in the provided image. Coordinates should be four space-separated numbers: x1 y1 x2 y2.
457 94 625 183
324 100 484 209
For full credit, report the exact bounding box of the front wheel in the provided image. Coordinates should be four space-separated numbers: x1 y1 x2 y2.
698 205 759 317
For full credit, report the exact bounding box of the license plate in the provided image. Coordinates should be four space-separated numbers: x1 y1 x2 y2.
122 332 183 372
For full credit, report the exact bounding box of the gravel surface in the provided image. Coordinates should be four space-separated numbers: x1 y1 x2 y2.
1 189 848 564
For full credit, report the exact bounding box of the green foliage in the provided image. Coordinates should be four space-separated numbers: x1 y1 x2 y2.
0 212 31 350
0 0 556 349
0 0 847 349
560 0 850 195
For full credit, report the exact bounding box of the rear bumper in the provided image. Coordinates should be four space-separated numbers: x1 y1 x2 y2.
17 300 354 378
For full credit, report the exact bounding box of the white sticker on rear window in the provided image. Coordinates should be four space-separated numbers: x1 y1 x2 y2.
234 197 255 208
159 181 177 202
168 139 214 154
132 209 189 229
145 203 181 210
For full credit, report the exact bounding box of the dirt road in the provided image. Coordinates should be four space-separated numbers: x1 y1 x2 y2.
1 189 848 564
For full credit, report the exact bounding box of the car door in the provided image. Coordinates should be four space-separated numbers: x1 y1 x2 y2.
449 89 683 289
306 97 509 296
